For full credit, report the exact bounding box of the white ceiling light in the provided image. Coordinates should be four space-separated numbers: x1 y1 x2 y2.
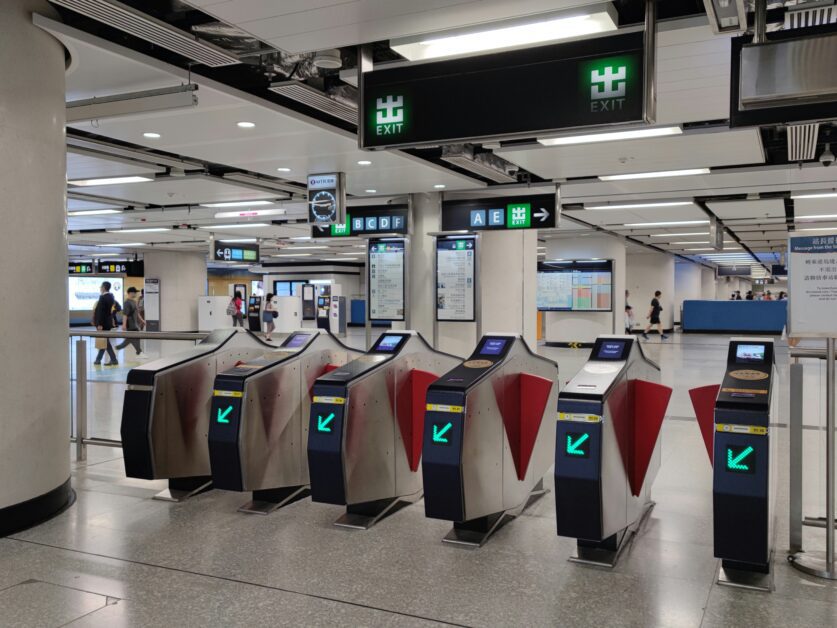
586 201 692 210
599 168 710 181
106 227 170 233
199 223 270 229
790 191 837 199
200 200 273 208
101 242 145 247
434 184 446 189
214 208 286 219
143 132 161 139
219 238 258 243
539 126 682 147
685 248 714 251
276 167 292 173
671 241 710 245
323 257 358 261
290 236 312 240
357 160 372 166
286 246 327 250
68 175 154 186
272 253 312 258
237 121 255 128
365 189 377 193
650 232 708 237
67 209 123 216
624 220 710 227
391 5 617 61
796 227 837 232
797 214 837 221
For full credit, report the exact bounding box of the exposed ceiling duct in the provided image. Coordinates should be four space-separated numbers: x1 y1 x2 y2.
189 21 274 57
268 80 358 125
49 0 240 67
784 1 837 28
787 123 820 161
440 145 519 184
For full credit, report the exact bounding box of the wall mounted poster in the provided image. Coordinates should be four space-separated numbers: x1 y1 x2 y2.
436 237 475 321
788 234 837 337
368 239 405 321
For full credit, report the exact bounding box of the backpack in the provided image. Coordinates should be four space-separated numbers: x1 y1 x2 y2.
226 300 238 316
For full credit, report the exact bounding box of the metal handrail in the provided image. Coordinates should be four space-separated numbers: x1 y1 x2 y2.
70 330 207 340
790 348 828 360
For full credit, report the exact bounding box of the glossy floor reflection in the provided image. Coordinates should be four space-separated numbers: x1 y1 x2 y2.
7 332 836 626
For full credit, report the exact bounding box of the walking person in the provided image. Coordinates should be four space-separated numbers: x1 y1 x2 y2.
228 290 244 327
641 290 668 341
137 288 146 328
262 293 276 341
624 289 635 334
115 287 145 358
92 281 121 366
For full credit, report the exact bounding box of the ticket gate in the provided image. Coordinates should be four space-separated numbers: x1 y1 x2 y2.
422 334 558 547
307 331 460 529
208 330 360 514
121 328 276 501
554 335 671 566
689 338 776 589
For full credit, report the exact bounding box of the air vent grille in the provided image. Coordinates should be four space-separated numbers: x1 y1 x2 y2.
787 122 820 162
268 81 357 125
785 4 837 29
49 0 240 67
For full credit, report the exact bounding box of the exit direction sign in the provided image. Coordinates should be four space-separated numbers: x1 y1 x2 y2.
316 412 336 433
213 242 259 263
430 420 453 446
565 432 590 458
217 404 234 424
441 194 556 232
726 444 755 474
311 204 409 238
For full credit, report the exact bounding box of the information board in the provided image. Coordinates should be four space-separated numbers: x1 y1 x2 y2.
788 233 837 337
144 277 161 332
368 239 405 321
436 237 475 322
68 276 123 311
537 261 613 312
441 194 556 231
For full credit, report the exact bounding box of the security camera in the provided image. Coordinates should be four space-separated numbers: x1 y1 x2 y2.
820 143 834 167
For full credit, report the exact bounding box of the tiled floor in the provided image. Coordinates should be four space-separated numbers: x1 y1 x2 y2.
5 331 836 627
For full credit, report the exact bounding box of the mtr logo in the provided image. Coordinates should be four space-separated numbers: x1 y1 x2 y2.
374 95 405 136
588 61 628 113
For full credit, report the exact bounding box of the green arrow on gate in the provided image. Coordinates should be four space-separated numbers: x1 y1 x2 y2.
217 405 233 424
432 422 453 443
727 445 754 471
566 433 590 456
317 412 336 433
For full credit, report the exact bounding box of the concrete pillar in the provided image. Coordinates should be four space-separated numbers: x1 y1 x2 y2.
626 251 676 332
407 193 441 342
0 0 72 533
701 267 715 299
545 236 626 343
674 262 702 325
142 250 207 331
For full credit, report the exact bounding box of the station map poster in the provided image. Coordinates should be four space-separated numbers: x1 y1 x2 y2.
788 233 837 337
436 237 475 322
368 239 405 321
537 260 613 312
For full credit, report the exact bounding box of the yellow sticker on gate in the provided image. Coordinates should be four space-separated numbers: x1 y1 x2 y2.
313 396 345 404
558 412 602 423
213 390 243 398
426 403 464 413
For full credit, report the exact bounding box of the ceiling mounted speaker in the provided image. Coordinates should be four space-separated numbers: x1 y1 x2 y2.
313 49 342 69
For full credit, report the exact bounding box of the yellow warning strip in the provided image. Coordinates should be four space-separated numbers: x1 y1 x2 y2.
213 390 243 398
313 396 346 405
716 423 768 436
558 412 602 423
426 403 464 414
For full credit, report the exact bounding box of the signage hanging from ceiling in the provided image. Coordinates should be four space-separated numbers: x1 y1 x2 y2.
212 242 260 263
68 263 94 275
360 31 646 149
441 194 556 232
312 204 409 238
307 173 346 225
717 265 751 277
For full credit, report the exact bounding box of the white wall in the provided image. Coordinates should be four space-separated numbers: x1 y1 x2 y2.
715 276 752 300
674 262 702 324
143 250 207 331
701 267 716 299
626 251 676 331
544 236 625 342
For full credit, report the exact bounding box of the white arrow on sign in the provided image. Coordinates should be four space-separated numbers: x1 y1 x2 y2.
216 248 224 257
534 208 550 223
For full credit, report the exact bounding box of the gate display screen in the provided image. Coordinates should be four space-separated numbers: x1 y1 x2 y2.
283 334 311 349
725 444 756 474
479 338 508 356
736 344 766 364
375 334 405 353
597 340 628 360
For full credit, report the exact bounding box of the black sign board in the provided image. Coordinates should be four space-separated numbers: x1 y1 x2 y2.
717 265 751 277
441 194 556 232
213 242 260 263
68 263 94 274
308 173 346 225
312 204 409 238
360 31 646 149
771 264 787 276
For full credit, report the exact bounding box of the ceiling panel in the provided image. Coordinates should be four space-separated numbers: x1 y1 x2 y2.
68 176 280 206
708 199 786 220
67 152 166 180
565 203 707 228
794 197 837 220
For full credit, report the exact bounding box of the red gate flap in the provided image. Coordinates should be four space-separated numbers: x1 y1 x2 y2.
396 369 438 472
688 384 720 466
308 363 341 400
516 373 553 481
631 380 672 497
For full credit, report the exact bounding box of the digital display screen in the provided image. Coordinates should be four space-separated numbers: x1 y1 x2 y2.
736 344 766 363
376 335 404 353
283 334 311 349
68 276 124 311
480 338 508 356
597 341 627 360
537 261 613 311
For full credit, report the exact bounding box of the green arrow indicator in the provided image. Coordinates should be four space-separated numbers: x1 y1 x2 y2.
727 445 754 471
317 412 336 433
432 422 453 443
566 433 590 456
217 405 233 424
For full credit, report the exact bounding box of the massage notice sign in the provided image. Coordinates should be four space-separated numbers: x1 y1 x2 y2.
788 233 837 337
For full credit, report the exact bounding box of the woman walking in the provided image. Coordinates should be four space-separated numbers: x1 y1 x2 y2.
262 293 276 341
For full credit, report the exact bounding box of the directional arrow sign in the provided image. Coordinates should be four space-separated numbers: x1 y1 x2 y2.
217 405 233 424
432 422 453 444
317 412 336 433
534 208 550 223
726 445 755 473
566 432 590 457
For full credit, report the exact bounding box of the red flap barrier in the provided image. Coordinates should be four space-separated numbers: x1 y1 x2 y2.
309 364 341 400
396 369 438 472
688 384 719 466
631 380 673 497
494 373 553 481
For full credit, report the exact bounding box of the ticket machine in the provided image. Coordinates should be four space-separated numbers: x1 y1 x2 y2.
307 331 460 528
422 334 558 547
121 329 276 501
246 295 262 333
208 330 359 513
554 335 671 566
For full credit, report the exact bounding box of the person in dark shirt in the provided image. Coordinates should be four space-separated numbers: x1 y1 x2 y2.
641 290 668 341
115 287 145 357
92 281 121 366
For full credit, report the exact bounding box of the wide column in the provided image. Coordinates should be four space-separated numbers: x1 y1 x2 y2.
674 261 702 327
406 192 441 341
0 0 72 533
143 250 207 331
626 251 676 332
